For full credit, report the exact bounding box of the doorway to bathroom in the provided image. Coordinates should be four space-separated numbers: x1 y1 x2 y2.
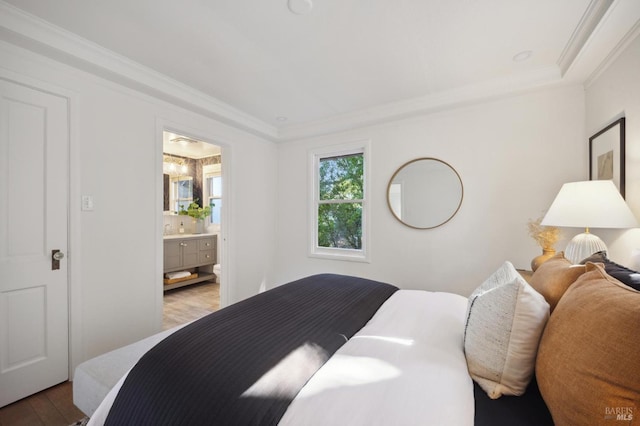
161 130 222 329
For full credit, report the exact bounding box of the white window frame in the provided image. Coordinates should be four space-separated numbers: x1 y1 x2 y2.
308 140 371 262
169 175 193 213
203 163 222 227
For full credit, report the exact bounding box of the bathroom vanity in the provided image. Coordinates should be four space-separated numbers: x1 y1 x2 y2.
163 234 217 291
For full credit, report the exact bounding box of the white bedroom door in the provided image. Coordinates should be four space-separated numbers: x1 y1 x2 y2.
0 79 69 407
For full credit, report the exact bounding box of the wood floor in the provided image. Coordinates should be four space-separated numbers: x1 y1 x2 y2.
0 382 84 426
162 280 220 330
0 281 219 426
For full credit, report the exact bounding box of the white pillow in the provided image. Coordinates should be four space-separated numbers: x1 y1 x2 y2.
464 261 549 399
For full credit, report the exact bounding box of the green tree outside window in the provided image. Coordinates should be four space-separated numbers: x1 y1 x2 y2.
317 154 363 249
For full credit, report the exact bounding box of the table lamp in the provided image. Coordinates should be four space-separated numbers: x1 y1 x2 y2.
541 180 638 263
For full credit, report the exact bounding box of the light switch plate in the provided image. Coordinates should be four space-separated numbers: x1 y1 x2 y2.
82 195 94 211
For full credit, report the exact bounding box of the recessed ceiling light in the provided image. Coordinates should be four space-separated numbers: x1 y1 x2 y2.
513 50 533 62
276 116 288 122
288 0 313 15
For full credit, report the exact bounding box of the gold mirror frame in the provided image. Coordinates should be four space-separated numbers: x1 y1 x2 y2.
386 158 464 229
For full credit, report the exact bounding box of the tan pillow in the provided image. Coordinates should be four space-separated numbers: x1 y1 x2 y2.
536 263 640 425
529 252 588 312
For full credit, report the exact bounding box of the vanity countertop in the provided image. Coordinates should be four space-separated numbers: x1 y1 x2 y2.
163 233 215 240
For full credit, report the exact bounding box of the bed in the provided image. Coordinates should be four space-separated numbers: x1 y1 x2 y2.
75 254 640 426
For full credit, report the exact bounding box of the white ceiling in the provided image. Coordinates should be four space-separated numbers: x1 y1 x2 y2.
162 132 221 159
2 0 639 140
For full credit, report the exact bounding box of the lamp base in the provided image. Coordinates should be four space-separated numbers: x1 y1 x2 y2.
565 232 607 264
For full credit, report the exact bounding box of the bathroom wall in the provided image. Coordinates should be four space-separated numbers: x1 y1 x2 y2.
162 154 222 215
163 214 200 235
162 153 222 237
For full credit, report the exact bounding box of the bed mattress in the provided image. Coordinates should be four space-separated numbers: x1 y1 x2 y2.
84 287 473 425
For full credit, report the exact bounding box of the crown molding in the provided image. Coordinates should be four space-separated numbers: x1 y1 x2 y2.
0 1 279 141
583 1 640 87
281 0 640 142
557 0 614 76
278 66 563 142
1 0 637 143
563 0 640 86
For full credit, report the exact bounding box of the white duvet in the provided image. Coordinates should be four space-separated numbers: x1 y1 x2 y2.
89 290 473 425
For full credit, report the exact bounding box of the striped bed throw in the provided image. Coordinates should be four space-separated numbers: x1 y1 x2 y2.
104 274 398 426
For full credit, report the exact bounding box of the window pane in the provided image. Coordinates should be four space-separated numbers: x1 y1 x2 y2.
206 176 222 197
176 200 191 212
209 198 221 225
212 176 222 197
177 178 193 199
319 154 363 200
318 203 362 249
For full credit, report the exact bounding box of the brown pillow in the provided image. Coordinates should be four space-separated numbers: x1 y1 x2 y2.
529 252 588 312
536 263 640 425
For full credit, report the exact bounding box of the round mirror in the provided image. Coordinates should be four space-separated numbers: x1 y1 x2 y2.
387 158 463 229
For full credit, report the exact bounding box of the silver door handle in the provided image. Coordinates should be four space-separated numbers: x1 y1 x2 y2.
52 249 64 270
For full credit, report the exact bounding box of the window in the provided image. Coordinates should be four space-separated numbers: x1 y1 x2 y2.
204 164 222 226
310 141 370 261
170 176 193 213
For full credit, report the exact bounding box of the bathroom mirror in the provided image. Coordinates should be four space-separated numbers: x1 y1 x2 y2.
387 158 463 229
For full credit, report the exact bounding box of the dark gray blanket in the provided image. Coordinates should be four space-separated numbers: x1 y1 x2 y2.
105 274 398 425
474 377 553 426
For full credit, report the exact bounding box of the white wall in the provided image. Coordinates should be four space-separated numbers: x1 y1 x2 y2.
0 41 278 369
275 85 586 296
5 19 633 374
585 32 640 267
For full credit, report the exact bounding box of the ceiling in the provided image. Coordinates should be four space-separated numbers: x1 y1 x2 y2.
2 0 639 140
163 132 220 159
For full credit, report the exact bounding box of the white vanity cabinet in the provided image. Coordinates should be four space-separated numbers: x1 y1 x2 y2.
163 234 217 290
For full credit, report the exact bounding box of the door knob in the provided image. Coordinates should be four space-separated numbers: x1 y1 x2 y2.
52 249 64 270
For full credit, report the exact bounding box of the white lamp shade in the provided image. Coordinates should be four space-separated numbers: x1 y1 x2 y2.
541 181 638 229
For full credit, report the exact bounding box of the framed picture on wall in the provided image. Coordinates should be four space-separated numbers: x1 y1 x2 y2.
589 117 625 198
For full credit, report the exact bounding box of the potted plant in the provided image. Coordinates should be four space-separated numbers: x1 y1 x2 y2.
179 200 212 234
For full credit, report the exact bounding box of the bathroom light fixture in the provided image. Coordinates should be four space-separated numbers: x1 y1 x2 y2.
541 180 638 263
170 136 198 146
163 154 189 176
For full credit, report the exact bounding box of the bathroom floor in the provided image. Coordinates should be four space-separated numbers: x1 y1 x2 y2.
163 281 220 330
